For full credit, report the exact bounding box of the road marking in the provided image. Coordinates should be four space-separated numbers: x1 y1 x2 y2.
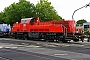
0 56 12 60
22 43 25 44
0 47 3 48
26 45 41 48
0 57 1 58
64 45 71 46
4 49 55 60
54 54 68 56
4 47 17 49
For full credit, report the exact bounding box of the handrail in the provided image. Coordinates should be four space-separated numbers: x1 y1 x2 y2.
62 24 67 36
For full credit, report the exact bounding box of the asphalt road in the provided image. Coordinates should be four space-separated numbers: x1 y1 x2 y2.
0 38 90 60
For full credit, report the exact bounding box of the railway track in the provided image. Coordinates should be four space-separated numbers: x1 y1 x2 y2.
1 38 90 48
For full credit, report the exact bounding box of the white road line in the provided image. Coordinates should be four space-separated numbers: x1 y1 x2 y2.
17 47 90 60
26 45 41 48
0 47 3 48
54 54 68 56
22 43 25 44
4 47 18 48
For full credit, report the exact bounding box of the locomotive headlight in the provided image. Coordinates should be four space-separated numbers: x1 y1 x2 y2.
23 24 26 26
4 33 6 35
79 36 81 37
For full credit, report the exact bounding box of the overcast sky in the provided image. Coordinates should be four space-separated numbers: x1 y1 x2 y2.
0 0 90 22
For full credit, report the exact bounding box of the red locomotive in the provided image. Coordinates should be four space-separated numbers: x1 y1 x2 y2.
10 17 81 42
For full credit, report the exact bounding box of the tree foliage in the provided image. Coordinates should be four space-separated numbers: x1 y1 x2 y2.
0 0 62 24
0 12 6 21
3 0 35 25
76 19 87 26
36 0 62 21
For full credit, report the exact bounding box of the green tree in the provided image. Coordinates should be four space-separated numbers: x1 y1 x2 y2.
76 19 87 26
0 0 63 24
2 0 35 25
35 0 62 21
0 12 6 21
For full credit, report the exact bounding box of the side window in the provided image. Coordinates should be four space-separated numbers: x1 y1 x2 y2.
84 25 89 31
31 18 36 23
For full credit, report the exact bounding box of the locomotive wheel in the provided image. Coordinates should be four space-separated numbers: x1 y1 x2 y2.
87 38 90 42
23 34 28 40
73 39 79 42
62 40 67 43
57 38 62 43
45 35 49 42
58 36 67 43
58 38 67 43
62 37 67 43
87 39 89 42
13 35 17 39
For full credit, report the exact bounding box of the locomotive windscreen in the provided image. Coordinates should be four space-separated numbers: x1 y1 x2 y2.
21 19 28 23
30 18 36 22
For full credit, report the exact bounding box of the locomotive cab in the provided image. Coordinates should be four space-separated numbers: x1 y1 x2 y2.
30 17 40 25
21 18 31 24
21 17 40 25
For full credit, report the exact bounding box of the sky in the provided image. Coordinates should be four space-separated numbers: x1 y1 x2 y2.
0 0 90 22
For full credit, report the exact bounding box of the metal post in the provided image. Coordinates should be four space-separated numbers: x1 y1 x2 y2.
72 3 90 20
